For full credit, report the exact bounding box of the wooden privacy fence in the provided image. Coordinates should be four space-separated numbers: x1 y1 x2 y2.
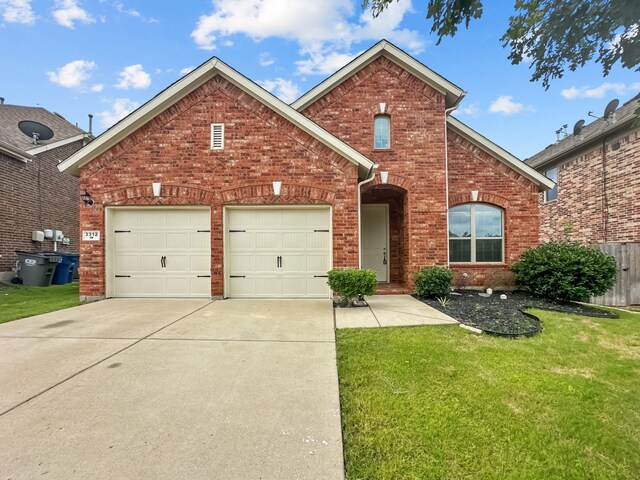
592 243 640 307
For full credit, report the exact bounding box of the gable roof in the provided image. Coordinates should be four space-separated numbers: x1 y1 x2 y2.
58 58 375 178
447 116 555 190
291 39 466 111
525 96 639 169
0 104 87 160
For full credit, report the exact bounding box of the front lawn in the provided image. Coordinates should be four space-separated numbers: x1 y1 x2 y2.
0 283 83 324
337 309 640 479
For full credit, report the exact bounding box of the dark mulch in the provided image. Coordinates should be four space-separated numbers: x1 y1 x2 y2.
416 290 618 337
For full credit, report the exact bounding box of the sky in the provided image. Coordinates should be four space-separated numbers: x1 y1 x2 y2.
0 0 638 160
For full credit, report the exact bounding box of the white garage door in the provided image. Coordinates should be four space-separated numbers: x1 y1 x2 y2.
109 208 211 298
226 207 331 298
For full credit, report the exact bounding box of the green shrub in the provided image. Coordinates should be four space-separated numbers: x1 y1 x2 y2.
414 266 454 298
327 269 377 305
511 242 617 302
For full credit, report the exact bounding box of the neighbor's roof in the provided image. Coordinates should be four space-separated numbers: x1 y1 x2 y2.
291 39 466 111
526 96 640 169
0 104 87 157
447 116 555 191
58 58 375 177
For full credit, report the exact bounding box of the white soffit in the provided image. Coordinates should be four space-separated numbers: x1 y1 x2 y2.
291 39 466 111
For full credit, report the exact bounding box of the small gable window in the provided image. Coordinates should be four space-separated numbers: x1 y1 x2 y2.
211 123 224 150
449 203 503 263
544 166 557 202
374 115 390 149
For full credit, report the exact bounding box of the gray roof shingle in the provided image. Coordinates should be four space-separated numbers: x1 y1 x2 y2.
525 95 640 169
0 104 86 153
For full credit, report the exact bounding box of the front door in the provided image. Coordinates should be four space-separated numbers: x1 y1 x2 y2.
361 204 388 282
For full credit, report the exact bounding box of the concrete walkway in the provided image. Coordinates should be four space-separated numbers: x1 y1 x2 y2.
335 294 458 329
0 299 343 480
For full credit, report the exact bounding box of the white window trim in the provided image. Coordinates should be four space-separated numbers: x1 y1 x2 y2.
211 123 224 150
449 204 504 263
373 114 390 150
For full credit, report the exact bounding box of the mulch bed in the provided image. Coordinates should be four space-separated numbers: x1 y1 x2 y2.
416 290 618 338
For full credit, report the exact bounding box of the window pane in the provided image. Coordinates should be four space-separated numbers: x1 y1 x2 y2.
448 204 471 238
449 239 471 262
476 239 502 262
374 116 390 149
545 167 558 201
475 205 502 238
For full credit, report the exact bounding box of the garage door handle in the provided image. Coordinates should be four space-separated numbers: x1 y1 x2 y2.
160 256 166 268
197 275 211 278
230 275 246 278
314 275 328 278
115 275 131 278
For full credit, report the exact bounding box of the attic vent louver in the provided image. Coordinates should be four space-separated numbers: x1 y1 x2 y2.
211 123 224 150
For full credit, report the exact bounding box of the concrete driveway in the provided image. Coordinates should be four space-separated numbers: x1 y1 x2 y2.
0 299 343 480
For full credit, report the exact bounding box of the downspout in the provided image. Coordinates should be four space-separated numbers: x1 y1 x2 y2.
444 96 464 267
358 164 378 268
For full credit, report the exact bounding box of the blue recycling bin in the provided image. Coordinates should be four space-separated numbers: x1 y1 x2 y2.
51 253 78 285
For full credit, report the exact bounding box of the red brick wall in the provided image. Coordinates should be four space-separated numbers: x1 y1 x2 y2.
539 127 640 244
79 76 359 298
447 130 540 286
0 141 81 273
302 56 448 286
302 55 539 288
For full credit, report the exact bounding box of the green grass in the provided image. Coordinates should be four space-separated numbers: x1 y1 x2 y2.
0 283 83 324
336 309 640 480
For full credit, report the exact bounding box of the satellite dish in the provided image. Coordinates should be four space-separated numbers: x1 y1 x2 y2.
573 119 585 136
603 98 619 118
18 120 54 141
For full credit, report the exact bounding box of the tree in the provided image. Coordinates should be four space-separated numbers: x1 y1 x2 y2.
362 0 640 90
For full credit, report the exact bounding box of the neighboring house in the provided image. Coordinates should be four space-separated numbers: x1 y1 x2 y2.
58 40 552 301
525 95 640 306
0 100 91 281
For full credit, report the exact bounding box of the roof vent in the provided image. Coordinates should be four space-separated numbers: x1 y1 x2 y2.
0 97 4 105
18 120 54 145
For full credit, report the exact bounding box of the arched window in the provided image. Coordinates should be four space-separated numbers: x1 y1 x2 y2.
448 203 503 262
374 115 390 149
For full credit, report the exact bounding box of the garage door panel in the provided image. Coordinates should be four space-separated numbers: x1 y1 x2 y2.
226 208 330 298
306 254 330 272
114 233 140 251
110 208 211 298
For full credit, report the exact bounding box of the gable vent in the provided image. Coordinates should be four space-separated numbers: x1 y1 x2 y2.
211 123 224 150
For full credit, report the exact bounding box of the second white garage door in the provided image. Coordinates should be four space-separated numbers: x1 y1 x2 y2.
226 207 331 298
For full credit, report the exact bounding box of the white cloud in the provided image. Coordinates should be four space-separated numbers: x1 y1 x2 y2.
488 96 525 116
97 98 139 127
90 83 104 92
295 44 360 75
47 59 96 89
259 77 301 103
0 0 36 24
560 82 638 100
453 102 481 118
191 0 425 75
180 66 195 75
52 0 95 28
115 64 151 89
114 1 158 23
259 52 274 67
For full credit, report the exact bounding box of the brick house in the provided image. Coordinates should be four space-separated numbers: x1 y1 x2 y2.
525 95 640 305
0 101 91 281
58 40 552 300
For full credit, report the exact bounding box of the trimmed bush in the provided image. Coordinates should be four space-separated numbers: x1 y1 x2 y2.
414 266 454 298
327 269 377 305
511 242 617 302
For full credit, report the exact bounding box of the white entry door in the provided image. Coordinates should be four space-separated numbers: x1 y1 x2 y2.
226 207 331 298
361 204 388 282
109 208 211 298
